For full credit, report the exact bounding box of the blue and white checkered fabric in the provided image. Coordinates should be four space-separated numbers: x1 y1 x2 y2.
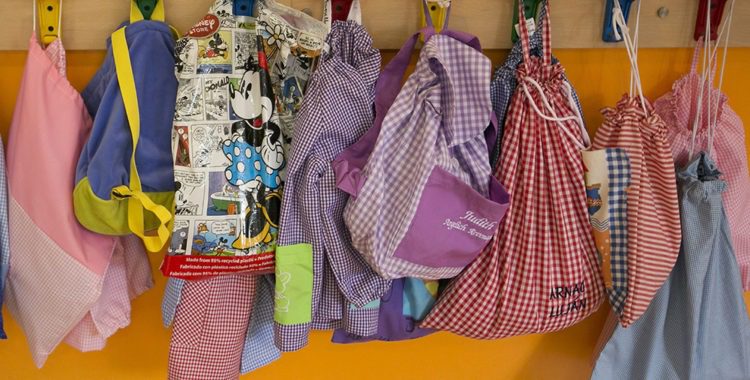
606 148 630 315
0 136 10 339
489 1 582 167
162 276 280 374
592 152 750 379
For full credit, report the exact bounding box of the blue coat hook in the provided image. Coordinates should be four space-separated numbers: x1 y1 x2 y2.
602 0 634 42
233 0 254 17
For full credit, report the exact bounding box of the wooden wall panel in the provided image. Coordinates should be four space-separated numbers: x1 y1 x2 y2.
0 0 748 50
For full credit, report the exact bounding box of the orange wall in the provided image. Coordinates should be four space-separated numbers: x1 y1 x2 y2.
0 47 749 379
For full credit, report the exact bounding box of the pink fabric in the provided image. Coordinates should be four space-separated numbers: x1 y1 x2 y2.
5 35 152 367
654 42 750 290
7 36 112 276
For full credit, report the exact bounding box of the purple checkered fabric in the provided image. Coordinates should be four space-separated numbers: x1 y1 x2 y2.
343 33 494 279
274 21 388 351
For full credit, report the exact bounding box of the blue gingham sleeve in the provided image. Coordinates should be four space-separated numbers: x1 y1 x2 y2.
0 137 10 339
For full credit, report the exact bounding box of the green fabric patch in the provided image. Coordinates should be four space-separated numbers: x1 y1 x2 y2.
274 243 314 325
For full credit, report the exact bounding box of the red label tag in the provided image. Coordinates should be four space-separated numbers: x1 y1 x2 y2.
187 14 221 39
160 252 275 280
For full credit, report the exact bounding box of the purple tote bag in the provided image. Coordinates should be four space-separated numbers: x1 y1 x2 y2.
332 3 509 281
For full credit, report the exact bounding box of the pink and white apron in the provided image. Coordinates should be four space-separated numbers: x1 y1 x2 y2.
5 26 151 367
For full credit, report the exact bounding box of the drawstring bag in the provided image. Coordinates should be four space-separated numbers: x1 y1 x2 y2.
654 35 750 290
273 4 391 351
590 3 681 327
489 0 583 167
333 1 510 281
6 4 152 366
422 1 603 339
591 153 750 379
74 1 177 252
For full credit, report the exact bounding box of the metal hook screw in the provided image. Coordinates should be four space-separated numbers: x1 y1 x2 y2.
657 6 669 19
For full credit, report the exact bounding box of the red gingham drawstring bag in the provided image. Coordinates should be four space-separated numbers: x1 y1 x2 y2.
421 1 603 339
590 3 681 327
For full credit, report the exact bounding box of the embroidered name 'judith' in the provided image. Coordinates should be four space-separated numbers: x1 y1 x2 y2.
459 211 497 230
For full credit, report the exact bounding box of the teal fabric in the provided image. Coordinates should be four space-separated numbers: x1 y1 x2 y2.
402 278 437 321
592 152 750 379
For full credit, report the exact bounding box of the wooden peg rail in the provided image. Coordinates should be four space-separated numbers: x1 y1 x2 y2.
0 0 748 50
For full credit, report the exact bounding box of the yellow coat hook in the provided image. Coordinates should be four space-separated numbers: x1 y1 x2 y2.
37 0 61 45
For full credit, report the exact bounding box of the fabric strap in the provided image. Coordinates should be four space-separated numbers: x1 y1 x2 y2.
111 27 172 253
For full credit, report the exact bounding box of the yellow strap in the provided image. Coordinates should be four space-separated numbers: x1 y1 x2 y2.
111 27 172 253
130 0 165 23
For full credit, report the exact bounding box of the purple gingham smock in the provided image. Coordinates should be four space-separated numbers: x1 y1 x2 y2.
274 20 390 351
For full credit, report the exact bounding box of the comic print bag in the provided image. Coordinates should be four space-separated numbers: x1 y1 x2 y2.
654 38 750 290
73 1 177 252
421 1 603 339
161 0 327 279
333 1 510 280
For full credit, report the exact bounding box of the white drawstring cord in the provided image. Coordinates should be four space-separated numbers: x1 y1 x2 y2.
689 0 734 160
707 0 735 157
689 0 712 161
521 77 590 150
629 0 642 97
612 1 647 115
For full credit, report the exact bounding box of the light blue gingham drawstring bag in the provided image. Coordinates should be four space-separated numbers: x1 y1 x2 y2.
591 152 750 380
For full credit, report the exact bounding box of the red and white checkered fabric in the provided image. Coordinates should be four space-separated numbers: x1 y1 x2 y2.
654 41 750 290
592 95 681 326
168 275 257 380
421 2 603 339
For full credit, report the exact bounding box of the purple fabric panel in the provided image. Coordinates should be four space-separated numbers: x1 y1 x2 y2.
392 167 508 268
331 279 434 343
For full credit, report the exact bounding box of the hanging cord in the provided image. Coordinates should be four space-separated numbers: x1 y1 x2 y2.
629 0 642 96
612 0 648 115
689 0 734 160
707 0 735 157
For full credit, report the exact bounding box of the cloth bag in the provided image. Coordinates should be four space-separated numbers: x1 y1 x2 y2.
591 153 750 380
74 2 177 252
421 2 602 339
5 14 151 366
489 0 582 167
654 39 750 290
333 1 510 281
589 4 681 326
273 14 390 351
166 0 327 376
